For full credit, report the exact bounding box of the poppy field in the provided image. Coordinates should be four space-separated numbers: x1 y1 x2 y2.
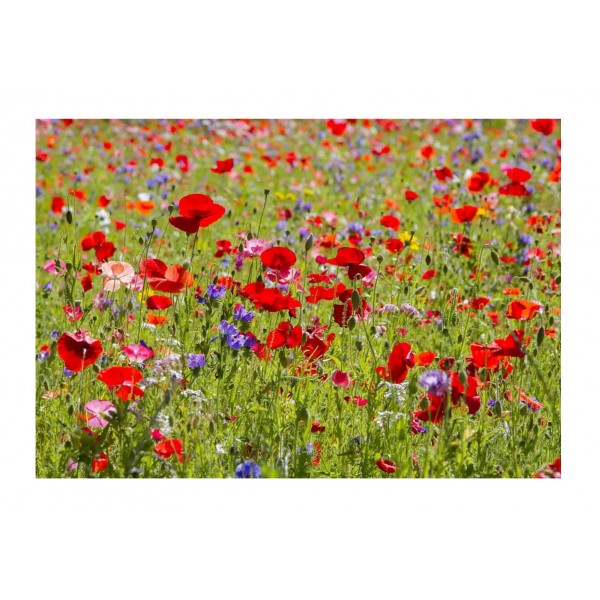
35 118 561 478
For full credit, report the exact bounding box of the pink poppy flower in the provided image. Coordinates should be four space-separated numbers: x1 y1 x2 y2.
84 400 117 428
244 238 270 257
101 261 136 291
43 259 66 275
332 369 351 388
122 343 155 364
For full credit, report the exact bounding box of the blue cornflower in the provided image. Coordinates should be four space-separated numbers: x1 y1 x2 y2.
64 367 75 378
50 329 60 340
207 284 226 300
226 334 247 351
187 353 206 369
43 282 53 292
234 461 262 479
418 370 449 397
219 320 238 337
233 304 254 322
519 234 535 246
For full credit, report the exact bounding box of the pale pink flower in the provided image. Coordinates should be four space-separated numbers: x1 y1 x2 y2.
244 238 270 257
332 369 351 389
101 261 135 291
43 259 66 275
85 400 116 428
361 266 377 287
124 274 144 291
122 343 155 364
322 211 338 227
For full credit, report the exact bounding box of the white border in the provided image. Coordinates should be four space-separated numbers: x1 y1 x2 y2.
1 1 598 598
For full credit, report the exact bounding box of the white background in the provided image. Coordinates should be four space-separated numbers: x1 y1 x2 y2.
1 1 597 598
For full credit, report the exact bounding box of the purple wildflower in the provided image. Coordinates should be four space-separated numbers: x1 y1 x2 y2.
418 370 449 397
187 353 206 369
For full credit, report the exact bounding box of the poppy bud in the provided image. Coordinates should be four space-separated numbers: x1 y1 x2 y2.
351 290 361 310
305 233 314 252
536 326 545 347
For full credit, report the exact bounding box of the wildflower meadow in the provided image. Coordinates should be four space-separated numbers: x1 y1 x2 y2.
35 118 561 478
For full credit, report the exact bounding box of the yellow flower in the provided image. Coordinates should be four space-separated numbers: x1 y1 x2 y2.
303 189 315 197
477 207 489 218
399 231 420 250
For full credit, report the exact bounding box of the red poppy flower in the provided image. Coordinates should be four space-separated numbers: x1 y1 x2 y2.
372 144 390 156
51 196 65 214
154 438 184 462
492 330 526 358
306 283 346 304
146 315 168 326
140 258 194 293
175 154 189 172
506 299 542 321
533 457 561 478
450 205 479 224
420 145 434 160
471 297 490 310
97 365 144 401
499 182 531 197
326 247 365 267
214 239 234 258
260 246 297 270
301 328 336 364
81 274 93 292
421 269 436 280
311 421 326 433
80 231 115 262
97 195 111 208
169 194 226 233
385 239 405 254
57 329 103 372
380 215 401 231
530 119 555 136
450 233 473 257
505 167 532 183
466 171 490 193
415 351 437 367
376 457 396 474
433 166 453 181
211 158 234 174
242 282 302 316
376 342 414 383
326 119 347 136
468 343 502 370
333 288 367 327
146 295 173 310
405 190 419 201
267 321 303 349
413 394 445 424
438 357 455 371
92 452 109 473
